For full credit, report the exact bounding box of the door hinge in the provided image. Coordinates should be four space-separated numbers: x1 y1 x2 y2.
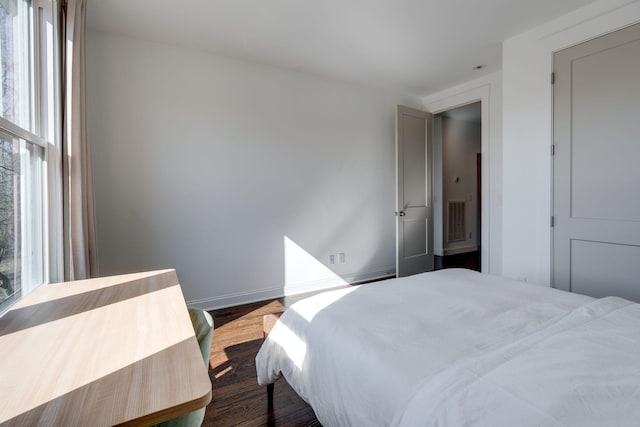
551 72 555 85
551 144 555 156
550 216 555 227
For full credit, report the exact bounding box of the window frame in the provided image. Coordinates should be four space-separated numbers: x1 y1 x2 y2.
0 0 62 314
36 0 63 284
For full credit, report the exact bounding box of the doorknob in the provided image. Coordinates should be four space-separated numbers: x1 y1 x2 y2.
395 211 406 217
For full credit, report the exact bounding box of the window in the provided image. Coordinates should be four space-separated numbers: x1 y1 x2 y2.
0 0 58 314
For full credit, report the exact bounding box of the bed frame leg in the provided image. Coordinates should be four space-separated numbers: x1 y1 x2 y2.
267 382 275 411
263 313 282 414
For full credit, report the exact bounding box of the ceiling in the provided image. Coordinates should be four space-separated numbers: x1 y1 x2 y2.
87 0 595 97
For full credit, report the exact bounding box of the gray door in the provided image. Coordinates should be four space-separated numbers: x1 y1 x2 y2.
553 23 640 301
396 105 433 277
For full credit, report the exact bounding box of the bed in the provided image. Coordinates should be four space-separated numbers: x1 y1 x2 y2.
255 268 640 426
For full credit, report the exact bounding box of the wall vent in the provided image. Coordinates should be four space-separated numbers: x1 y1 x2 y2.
448 201 466 242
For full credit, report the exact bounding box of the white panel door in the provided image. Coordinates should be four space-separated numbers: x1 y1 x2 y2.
396 105 433 277
553 23 640 301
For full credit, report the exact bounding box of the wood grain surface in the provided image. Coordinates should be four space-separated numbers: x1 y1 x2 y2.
0 270 212 426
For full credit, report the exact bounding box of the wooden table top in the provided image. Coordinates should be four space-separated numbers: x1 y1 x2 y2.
0 270 212 426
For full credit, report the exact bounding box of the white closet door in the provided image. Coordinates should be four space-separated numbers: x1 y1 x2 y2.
553 23 640 301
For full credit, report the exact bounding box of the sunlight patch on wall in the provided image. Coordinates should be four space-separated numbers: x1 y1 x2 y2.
283 236 347 294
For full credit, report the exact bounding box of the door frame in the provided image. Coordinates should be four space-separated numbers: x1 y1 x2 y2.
423 84 492 274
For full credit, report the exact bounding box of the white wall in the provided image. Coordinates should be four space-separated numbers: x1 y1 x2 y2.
422 72 503 275
441 117 481 255
87 32 421 309
502 0 640 285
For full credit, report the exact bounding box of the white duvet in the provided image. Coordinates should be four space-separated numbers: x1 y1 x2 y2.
255 269 640 426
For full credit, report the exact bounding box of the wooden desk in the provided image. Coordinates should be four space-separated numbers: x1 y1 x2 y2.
0 270 212 426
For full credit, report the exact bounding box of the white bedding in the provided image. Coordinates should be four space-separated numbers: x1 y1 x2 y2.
255 269 640 426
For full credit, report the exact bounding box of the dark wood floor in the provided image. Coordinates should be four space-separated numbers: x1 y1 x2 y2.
434 250 480 271
202 294 322 426
201 253 479 426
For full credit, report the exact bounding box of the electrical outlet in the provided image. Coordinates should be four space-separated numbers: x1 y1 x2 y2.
329 255 335 265
339 253 345 264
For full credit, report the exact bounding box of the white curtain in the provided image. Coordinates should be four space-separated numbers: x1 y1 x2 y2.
61 0 97 280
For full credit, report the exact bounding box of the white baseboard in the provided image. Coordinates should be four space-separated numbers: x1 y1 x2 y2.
187 266 396 311
443 245 478 256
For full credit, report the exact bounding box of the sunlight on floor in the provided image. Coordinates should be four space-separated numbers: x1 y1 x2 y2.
211 300 286 376
212 237 354 378
214 366 233 379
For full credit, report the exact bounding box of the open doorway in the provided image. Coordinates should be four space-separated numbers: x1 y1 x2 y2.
432 102 481 271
